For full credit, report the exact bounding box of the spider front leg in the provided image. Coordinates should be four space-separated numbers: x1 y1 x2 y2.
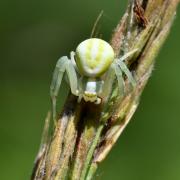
116 49 138 87
50 56 78 122
113 63 125 97
101 65 124 100
102 49 137 99
117 60 136 87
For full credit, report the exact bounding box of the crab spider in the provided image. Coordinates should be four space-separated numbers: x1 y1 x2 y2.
50 38 137 121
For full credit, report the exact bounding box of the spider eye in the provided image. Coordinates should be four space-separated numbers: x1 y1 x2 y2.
75 38 115 77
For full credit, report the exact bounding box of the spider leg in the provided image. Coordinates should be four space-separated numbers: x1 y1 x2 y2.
115 49 138 87
76 77 84 103
101 63 125 101
65 60 79 96
50 55 79 121
101 65 115 100
112 63 125 97
117 61 136 87
118 48 138 62
50 56 67 122
70 51 76 67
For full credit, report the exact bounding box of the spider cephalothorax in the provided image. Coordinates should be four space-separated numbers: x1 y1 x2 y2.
50 38 136 120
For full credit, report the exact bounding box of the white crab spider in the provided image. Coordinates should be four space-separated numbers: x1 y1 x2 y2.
50 38 137 120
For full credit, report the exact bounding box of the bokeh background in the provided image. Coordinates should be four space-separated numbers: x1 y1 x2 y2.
0 0 179 179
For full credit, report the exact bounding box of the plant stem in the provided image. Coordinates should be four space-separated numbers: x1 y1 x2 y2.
80 124 104 180
31 1 179 180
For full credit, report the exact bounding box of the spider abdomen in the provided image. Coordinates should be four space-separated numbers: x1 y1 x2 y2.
75 38 115 77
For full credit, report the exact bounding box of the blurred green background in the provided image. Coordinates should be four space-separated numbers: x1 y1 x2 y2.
0 0 179 179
